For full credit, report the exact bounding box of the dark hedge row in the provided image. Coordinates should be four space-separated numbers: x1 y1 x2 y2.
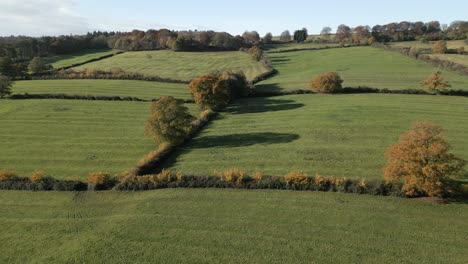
10 93 196 103
0 177 87 191
54 51 125 71
266 44 362 54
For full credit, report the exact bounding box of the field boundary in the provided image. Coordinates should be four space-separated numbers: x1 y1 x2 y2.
10 93 195 103
265 43 363 54
251 86 468 98
53 51 126 71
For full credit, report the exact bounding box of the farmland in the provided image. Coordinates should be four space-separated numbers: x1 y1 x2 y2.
12 79 191 100
1 189 467 264
162 94 468 178
44 49 117 69
256 46 468 92
0 99 199 179
389 40 468 50
73 50 269 81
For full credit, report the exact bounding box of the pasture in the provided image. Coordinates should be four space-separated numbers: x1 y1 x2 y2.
0 99 197 179
429 54 468 66
162 94 468 178
389 40 468 50
256 47 468 92
0 189 467 264
12 79 192 100
73 50 269 81
263 42 341 52
44 49 117 69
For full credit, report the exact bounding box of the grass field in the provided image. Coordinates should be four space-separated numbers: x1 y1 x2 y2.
0 189 467 264
44 49 117 69
429 54 468 66
263 42 341 52
73 50 269 81
256 47 468 92
390 40 468 50
12 79 192 100
0 99 196 178
162 94 468 179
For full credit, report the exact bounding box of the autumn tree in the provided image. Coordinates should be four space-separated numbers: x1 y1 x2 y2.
263 33 273 44
280 30 291 42
335 24 352 43
419 71 451 94
308 72 343 93
248 46 263 61
144 96 195 145
432 40 447 54
242 31 260 45
353 26 370 44
367 37 376 45
0 75 13 98
189 73 231 111
384 122 466 197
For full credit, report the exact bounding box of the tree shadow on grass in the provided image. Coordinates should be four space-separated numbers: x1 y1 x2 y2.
190 132 300 149
254 83 283 93
227 97 304 114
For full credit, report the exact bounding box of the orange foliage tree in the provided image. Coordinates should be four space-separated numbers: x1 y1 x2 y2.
384 122 466 197
308 72 343 93
188 73 231 110
145 96 195 145
432 40 447 54
419 71 451 94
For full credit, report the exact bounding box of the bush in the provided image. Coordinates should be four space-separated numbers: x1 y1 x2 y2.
87 172 115 190
248 46 263 61
31 171 45 182
222 169 246 185
308 72 343 93
0 75 13 98
0 170 17 182
367 37 376 45
188 73 232 111
432 40 447 54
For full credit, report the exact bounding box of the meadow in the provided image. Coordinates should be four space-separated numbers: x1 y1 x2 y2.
0 189 466 264
12 79 192 100
256 46 468 92
162 94 468 178
263 42 341 52
0 99 199 179
389 40 468 50
44 49 117 69
429 54 468 66
73 50 269 81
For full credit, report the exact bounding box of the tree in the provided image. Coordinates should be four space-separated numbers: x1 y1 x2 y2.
242 31 260 45
144 96 195 145
263 33 273 44
0 75 13 98
279 30 291 42
28 57 51 74
384 122 466 197
335 24 352 43
419 71 451 94
0 57 15 77
320 27 332 37
353 26 370 44
308 72 343 93
432 40 447 54
367 37 376 45
248 46 263 61
188 73 231 110
293 29 308 43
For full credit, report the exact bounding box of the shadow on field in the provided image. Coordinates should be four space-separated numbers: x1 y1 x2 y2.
254 83 283 93
270 57 291 65
227 98 304 114
190 132 300 149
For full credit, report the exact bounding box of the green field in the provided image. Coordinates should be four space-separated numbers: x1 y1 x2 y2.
256 47 468 92
162 94 468 178
73 50 269 81
390 40 468 50
0 99 168 178
0 189 466 264
12 79 191 100
429 54 468 66
264 42 341 52
44 49 117 69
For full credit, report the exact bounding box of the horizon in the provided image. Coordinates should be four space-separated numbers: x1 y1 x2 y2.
1 0 467 37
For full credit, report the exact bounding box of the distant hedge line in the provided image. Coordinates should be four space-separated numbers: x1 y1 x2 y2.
10 93 196 103
54 51 126 71
266 44 362 54
251 87 468 97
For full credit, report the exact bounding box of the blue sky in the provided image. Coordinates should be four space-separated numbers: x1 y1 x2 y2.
1 0 467 36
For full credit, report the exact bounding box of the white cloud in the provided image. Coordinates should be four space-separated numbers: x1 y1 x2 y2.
0 0 89 36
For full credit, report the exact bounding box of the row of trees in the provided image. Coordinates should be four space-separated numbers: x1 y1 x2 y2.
0 56 52 78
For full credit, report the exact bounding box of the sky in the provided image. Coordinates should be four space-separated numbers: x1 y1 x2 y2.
0 0 467 37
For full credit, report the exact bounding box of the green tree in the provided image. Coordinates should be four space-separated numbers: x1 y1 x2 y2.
144 96 195 145
28 57 51 74
263 33 273 44
0 75 13 98
279 30 291 42
0 57 15 77
293 29 308 43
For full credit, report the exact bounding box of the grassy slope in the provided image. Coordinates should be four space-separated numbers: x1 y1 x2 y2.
0 189 467 264
0 99 164 178
390 40 468 50
73 50 269 81
44 49 117 69
429 54 468 66
162 94 468 179
263 42 341 52
12 79 192 100
256 47 468 92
